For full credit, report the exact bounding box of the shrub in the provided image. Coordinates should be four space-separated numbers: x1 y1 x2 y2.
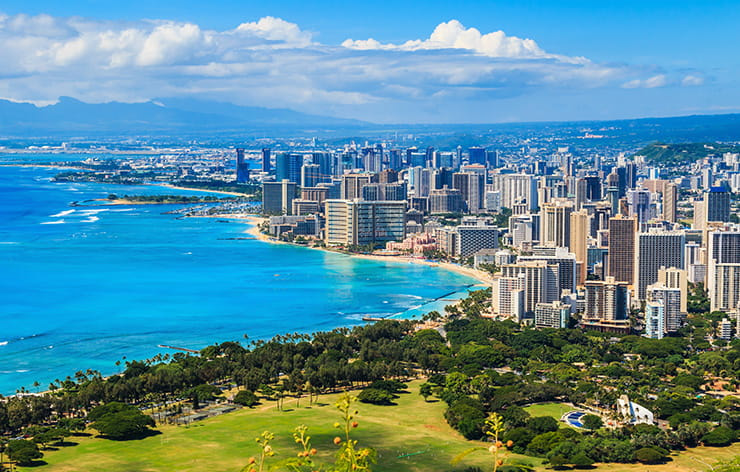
368 379 407 394
88 402 156 440
7 439 43 465
635 447 668 464
701 426 737 447
581 414 603 430
233 390 259 407
357 388 394 405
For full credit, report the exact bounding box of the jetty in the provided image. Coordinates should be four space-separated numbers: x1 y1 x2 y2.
158 344 200 354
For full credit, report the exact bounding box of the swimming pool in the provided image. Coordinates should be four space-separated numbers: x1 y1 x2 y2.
563 411 586 428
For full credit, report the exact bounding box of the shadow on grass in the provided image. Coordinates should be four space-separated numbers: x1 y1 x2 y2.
98 429 163 441
53 440 79 447
17 460 48 467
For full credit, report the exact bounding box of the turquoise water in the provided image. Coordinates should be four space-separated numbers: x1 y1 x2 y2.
0 161 475 394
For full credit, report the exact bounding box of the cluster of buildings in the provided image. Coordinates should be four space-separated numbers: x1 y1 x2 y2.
238 143 739 338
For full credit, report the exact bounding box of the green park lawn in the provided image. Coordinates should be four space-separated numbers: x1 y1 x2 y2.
17 380 541 472
523 402 574 420
15 382 739 472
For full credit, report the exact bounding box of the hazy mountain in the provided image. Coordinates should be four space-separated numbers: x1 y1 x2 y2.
0 97 369 136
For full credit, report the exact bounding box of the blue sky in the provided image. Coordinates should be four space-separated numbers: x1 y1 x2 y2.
1 0 738 123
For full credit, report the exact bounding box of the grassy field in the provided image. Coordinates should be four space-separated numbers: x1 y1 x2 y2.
16 381 739 472
523 402 575 420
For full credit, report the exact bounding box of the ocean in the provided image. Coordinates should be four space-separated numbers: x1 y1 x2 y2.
0 157 476 394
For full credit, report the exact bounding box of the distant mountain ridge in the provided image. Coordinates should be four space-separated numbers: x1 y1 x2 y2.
0 97 369 135
632 142 740 166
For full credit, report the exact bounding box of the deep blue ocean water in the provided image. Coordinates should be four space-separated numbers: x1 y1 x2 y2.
0 157 475 394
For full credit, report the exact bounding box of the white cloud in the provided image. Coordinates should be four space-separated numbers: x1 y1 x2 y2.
622 74 667 89
681 74 704 86
342 20 588 64
0 13 703 121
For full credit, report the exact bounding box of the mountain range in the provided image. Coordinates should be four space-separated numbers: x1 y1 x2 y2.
0 97 368 136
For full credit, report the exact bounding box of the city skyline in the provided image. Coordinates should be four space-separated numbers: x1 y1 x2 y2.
1 1 739 123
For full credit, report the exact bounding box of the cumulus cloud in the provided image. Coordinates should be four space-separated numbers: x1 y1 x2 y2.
0 13 698 121
342 20 587 64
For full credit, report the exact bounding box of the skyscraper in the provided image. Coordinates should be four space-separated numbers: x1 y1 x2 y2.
540 199 573 248
635 231 685 300
646 283 683 333
468 146 486 165
707 231 740 311
501 260 560 315
607 215 637 285
276 153 303 183
261 148 272 174
236 148 250 183
453 172 484 213
341 174 372 200
325 200 406 246
584 276 630 321
706 186 731 222
570 209 590 286
644 301 665 339
429 186 464 214
262 180 297 215
300 164 320 188
663 183 677 223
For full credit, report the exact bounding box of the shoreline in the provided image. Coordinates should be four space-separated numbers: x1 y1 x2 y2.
202 213 491 285
157 183 254 197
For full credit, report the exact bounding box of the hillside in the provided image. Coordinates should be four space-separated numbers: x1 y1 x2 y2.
632 142 740 166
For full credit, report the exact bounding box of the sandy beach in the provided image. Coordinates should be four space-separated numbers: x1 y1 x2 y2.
228 215 492 285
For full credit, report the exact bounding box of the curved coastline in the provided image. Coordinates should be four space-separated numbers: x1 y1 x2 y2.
200 213 492 286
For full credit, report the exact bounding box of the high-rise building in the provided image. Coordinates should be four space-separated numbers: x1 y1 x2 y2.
486 150 499 168
540 199 574 248
501 260 560 315
325 200 406 246
635 231 685 300
646 283 682 333
490 173 538 210
491 275 525 321
236 148 250 183
409 167 434 198
468 146 486 165
341 174 372 200
707 231 740 311
607 215 637 285
663 183 677 223
301 164 321 188
509 214 538 249
455 224 499 257
276 153 303 183
429 186 464 214
261 148 272 174
453 172 485 213
519 246 577 296
361 182 407 202
584 176 602 201
657 267 688 314
584 276 630 321
627 189 653 228
706 186 731 222
570 209 590 287
262 180 297 215
535 301 570 329
644 301 665 339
